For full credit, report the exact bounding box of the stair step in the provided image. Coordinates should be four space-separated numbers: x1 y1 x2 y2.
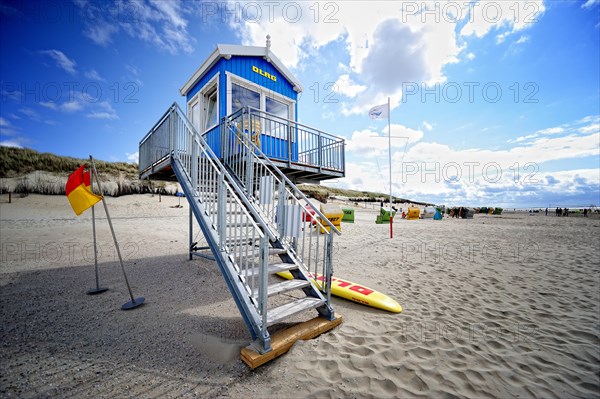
245 262 297 278
224 237 260 246
266 297 324 326
226 221 252 228
264 279 310 298
245 248 288 257
268 248 287 255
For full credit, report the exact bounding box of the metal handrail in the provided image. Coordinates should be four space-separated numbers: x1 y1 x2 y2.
231 106 344 143
171 103 277 242
138 102 337 349
226 107 342 236
165 103 273 346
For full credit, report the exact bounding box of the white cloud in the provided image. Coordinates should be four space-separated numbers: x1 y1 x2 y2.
515 35 530 45
77 0 195 54
87 101 119 120
328 115 600 206
0 140 23 148
41 99 84 113
84 22 118 46
578 115 600 124
582 0 599 9
40 49 77 74
1 89 22 102
0 117 19 137
538 127 564 135
41 93 119 120
39 101 58 110
63 101 85 113
334 74 366 98
233 1 547 117
85 69 104 81
346 124 424 157
508 119 597 144
460 1 546 39
579 123 599 134
422 121 433 131
126 151 139 164
18 107 42 121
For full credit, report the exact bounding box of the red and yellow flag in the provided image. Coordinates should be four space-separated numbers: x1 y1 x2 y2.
65 165 102 216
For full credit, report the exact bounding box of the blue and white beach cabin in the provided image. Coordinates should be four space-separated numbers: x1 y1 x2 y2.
141 37 345 183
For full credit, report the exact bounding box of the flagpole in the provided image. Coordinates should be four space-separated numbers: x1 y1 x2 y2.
89 156 144 310
86 204 108 295
388 97 393 239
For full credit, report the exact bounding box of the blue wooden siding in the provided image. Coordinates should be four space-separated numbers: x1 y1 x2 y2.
185 54 299 161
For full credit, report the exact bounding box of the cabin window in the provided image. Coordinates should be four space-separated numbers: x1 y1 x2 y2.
265 97 289 139
190 101 200 132
227 73 295 142
204 89 218 130
266 96 288 119
232 83 260 112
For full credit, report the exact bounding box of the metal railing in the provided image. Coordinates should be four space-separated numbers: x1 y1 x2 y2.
226 106 345 173
222 109 341 299
138 102 339 350
139 107 172 175
140 103 273 346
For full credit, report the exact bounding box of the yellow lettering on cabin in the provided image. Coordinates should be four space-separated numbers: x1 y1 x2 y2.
252 65 277 82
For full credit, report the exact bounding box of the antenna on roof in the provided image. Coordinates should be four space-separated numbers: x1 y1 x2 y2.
266 34 271 50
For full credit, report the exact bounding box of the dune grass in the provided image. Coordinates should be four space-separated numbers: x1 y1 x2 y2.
0 147 178 197
0 146 138 179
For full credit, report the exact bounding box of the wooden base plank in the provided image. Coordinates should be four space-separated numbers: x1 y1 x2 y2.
240 315 343 369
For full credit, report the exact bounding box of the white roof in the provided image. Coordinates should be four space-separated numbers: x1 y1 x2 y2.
179 44 303 96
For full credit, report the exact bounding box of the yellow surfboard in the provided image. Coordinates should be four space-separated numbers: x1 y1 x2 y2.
276 271 402 313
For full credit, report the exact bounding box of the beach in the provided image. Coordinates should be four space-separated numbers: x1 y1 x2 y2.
1 194 599 398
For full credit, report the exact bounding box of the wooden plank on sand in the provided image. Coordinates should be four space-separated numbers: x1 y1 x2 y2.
240 315 343 369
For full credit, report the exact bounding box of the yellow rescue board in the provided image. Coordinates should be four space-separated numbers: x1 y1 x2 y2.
276 271 402 313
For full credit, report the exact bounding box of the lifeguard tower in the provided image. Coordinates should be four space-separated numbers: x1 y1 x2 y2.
138 37 344 361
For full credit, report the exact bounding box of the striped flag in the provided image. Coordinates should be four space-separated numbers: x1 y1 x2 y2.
65 165 102 216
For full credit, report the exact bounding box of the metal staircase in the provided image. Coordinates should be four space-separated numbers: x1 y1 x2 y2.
139 103 341 353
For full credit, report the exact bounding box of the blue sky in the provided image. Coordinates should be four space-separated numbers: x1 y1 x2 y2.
1 0 598 208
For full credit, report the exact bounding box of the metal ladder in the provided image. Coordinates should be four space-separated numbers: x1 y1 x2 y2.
139 103 340 353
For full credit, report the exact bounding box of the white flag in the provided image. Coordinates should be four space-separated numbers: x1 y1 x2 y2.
368 103 388 120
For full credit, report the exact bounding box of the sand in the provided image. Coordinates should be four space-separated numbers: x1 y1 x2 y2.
1 194 599 398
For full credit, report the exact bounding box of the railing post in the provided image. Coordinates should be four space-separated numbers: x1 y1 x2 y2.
191 138 199 194
170 107 176 158
217 173 226 249
318 133 322 169
342 141 346 173
245 141 254 194
259 234 269 332
276 180 286 237
189 207 193 261
287 122 292 167
325 232 334 307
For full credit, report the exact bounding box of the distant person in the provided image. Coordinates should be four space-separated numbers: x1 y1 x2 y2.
584 208 588 217
545 207 548 216
564 208 569 217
